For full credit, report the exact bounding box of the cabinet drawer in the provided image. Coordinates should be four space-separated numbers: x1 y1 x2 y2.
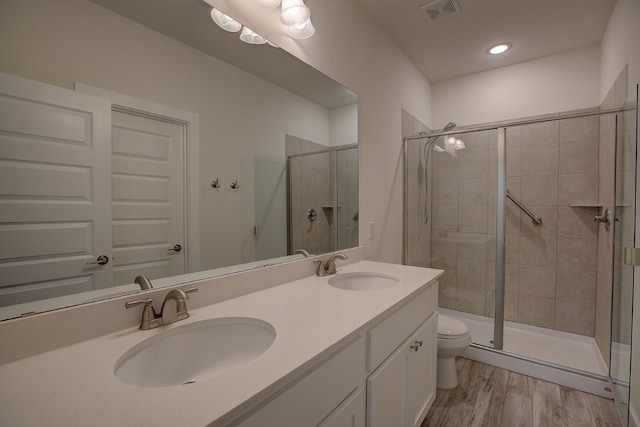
233 335 366 427
367 282 437 372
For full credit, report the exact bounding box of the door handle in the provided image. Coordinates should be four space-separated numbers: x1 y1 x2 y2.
169 244 182 253
86 255 109 266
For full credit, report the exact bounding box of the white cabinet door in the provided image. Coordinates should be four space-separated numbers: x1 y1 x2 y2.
0 73 112 305
234 336 365 427
406 313 438 427
367 314 438 427
367 341 410 427
318 387 366 427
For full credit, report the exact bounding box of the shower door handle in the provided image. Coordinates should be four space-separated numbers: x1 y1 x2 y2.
624 247 640 266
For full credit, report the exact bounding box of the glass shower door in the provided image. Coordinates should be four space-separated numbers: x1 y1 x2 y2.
611 86 638 426
405 128 501 349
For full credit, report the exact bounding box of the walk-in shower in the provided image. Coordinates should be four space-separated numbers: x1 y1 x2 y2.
404 92 638 418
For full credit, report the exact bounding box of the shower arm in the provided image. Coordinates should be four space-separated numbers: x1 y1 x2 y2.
506 190 542 225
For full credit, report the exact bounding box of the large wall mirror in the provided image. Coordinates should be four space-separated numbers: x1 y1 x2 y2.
0 0 358 321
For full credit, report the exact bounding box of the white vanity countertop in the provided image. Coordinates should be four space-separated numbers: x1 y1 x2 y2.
0 261 442 427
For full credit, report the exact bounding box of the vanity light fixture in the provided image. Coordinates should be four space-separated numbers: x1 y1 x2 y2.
253 0 314 40
286 18 315 39
210 8 242 32
208 0 315 43
487 43 511 55
280 0 311 25
240 26 268 44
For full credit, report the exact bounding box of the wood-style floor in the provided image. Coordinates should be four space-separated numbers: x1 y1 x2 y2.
423 358 622 427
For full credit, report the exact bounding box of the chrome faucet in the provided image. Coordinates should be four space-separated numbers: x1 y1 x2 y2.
134 275 153 290
161 288 198 325
295 249 311 258
315 253 349 276
125 287 198 330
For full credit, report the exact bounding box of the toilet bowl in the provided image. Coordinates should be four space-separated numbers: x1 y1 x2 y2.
437 314 471 389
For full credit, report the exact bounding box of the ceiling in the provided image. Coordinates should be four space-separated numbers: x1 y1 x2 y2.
356 0 617 82
90 0 617 96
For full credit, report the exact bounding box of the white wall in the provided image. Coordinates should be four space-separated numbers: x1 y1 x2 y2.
600 0 640 103
432 45 601 126
330 103 358 146
212 0 433 263
0 0 337 270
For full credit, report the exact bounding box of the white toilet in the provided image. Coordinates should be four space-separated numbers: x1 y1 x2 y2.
437 314 472 389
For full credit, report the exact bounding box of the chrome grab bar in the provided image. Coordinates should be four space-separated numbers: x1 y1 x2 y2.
506 189 542 225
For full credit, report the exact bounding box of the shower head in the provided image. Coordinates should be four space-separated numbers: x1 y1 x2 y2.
442 121 457 132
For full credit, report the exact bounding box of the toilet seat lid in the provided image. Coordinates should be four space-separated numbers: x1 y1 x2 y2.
438 315 469 338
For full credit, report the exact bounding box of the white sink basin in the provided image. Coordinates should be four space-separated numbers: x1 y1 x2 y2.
328 272 399 291
114 317 276 387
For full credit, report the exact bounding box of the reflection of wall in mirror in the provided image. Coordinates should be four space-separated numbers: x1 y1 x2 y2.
0 0 356 277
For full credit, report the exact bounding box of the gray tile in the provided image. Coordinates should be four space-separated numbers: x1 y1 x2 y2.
432 206 458 231
521 121 559 146
519 294 555 328
432 178 459 206
458 206 488 233
521 144 558 176
519 236 557 268
460 150 489 179
555 298 595 336
559 140 598 174
459 178 488 206
556 268 596 302
456 286 486 315
558 173 598 205
522 175 558 206
557 206 597 238
557 237 597 272
457 259 487 288
559 115 599 142
458 233 489 261
520 206 557 237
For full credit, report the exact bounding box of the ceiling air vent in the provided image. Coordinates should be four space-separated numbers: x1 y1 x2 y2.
420 0 462 23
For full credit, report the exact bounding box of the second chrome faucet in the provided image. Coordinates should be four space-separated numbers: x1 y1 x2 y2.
315 253 349 277
126 287 198 330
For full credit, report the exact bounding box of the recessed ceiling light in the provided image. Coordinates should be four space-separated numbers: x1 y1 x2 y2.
487 43 511 55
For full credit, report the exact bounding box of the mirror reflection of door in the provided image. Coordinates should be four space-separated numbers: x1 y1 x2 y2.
110 111 185 286
0 73 113 306
0 74 188 307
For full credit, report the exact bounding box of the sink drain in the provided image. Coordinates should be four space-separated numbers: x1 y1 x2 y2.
182 380 197 385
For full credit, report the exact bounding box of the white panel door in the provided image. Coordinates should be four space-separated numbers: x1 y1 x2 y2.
0 73 112 306
110 111 185 285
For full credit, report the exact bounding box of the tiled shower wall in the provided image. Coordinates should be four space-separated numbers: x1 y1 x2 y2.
287 135 333 256
336 148 359 250
428 113 609 337
286 135 359 255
